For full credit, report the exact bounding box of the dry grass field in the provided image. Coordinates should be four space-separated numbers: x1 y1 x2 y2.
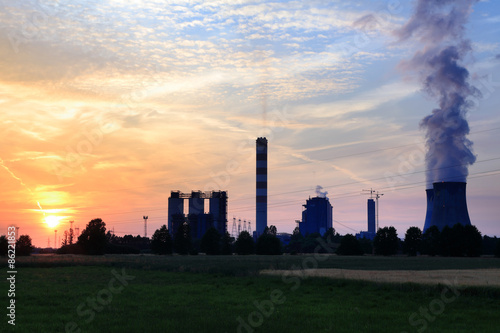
261 268 500 287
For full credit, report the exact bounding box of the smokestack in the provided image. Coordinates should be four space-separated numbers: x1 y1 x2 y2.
426 182 471 231
256 137 268 237
367 199 375 234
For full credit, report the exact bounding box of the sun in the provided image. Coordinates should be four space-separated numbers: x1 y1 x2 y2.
44 215 63 228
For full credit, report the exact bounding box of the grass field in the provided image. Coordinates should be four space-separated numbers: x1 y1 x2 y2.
3 254 500 333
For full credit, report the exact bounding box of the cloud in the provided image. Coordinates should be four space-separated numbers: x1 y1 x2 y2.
294 81 419 119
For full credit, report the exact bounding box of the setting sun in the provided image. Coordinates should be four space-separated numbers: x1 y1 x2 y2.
44 215 63 228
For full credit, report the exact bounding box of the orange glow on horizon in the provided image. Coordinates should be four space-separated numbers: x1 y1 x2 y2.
44 215 64 228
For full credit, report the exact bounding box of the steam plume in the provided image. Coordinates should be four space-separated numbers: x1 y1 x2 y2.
397 0 480 188
315 185 328 198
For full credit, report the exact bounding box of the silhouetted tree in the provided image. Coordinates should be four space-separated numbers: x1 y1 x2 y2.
256 232 282 255
287 227 304 254
302 232 323 253
336 234 363 256
463 225 482 257
421 226 440 256
0 235 8 256
451 224 466 256
151 225 173 255
358 237 373 255
268 225 277 236
174 222 191 255
62 230 69 247
482 236 499 255
77 218 107 255
374 226 398 256
68 228 74 245
235 231 254 255
322 227 336 242
403 226 422 256
495 239 500 258
220 231 233 255
62 229 75 246
438 224 482 257
16 235 34 256
201 227 221 255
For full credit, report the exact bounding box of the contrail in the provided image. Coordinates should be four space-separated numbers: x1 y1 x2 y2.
396 0 480 188
0 157 45 217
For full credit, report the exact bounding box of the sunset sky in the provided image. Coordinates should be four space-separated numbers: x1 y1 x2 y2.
1 0 499 248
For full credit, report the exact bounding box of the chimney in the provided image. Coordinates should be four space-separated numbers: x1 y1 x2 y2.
426 182 471 231
256 137 268 237
367 199 375 234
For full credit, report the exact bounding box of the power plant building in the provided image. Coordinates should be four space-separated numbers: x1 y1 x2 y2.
356 199 376 240
299 196 333 236
423 182 471 232
167 190 227 239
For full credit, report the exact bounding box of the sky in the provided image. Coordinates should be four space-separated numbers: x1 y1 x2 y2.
1 0 499 248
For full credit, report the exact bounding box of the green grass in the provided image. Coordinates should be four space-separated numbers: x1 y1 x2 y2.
2 255 500 332
16 254 500 274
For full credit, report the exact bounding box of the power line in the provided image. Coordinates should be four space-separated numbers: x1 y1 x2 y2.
101 168 500 226
55 126 500 196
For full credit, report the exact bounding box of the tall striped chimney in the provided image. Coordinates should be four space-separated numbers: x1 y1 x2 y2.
256 137 268 237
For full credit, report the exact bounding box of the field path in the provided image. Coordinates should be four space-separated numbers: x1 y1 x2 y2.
261 268 500 287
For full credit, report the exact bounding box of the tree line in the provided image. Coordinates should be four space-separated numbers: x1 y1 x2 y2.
2 219 500 257
337 224 488 257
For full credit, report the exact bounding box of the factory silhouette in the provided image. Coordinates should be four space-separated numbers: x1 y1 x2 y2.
166 137 337 243
166 136 475 243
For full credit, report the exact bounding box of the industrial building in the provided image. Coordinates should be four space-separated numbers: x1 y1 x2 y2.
255 137 268 238
299 196 333 236
423 182 472 232
356 199 376 240
167 190 227 239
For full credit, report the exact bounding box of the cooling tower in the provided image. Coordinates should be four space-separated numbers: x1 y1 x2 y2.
423 189 434 232
425 182 471 231
256 137 268 237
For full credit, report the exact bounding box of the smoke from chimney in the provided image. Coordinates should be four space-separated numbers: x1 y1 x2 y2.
315 185 328 199
397 0 480 188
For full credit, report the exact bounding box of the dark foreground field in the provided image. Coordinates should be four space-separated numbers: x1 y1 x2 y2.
3 255 500 333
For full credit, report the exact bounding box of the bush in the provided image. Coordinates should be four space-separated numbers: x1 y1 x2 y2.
336 234 363 256
358 237 373 255
57 243 85 254
235 231 254 255
200 227 221 255
256 233 282 255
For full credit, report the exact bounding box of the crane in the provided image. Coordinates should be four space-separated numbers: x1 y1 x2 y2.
362 188 384 231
